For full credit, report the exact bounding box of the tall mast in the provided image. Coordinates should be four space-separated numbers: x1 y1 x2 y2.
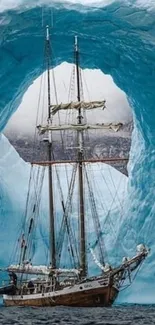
75 36 86 277
46 25 56 268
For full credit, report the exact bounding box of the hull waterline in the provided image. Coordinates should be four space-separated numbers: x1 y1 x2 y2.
3 285 118 307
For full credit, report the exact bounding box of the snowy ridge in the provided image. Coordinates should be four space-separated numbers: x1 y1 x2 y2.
0 0 155 13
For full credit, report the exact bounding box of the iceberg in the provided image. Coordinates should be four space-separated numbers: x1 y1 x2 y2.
0 0 155 303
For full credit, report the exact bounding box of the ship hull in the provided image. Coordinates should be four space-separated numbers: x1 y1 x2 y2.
3 280 118 307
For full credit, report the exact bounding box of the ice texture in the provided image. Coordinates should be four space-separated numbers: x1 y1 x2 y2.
0 1 155 303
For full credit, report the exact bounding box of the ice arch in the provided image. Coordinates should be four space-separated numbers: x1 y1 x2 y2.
0 3 155 138
0 1 155 303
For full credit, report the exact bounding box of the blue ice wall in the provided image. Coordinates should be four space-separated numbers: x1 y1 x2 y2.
0 1 155 303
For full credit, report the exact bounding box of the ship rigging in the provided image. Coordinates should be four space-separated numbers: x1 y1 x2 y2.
0 26 149 307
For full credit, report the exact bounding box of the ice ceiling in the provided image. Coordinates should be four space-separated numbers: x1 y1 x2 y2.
0 0 155 303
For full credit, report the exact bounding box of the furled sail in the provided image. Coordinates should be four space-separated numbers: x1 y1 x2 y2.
6 265 80 276
50 100 106 115
7 264 50 275
37 123 123 134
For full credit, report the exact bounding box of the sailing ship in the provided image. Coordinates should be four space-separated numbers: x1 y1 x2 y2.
0 26 149 307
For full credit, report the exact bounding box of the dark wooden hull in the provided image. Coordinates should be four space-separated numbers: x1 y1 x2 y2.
3 284 118 307
3 245 149 307
0 284 15 295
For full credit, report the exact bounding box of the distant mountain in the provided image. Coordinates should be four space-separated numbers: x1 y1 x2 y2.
4 122 132 175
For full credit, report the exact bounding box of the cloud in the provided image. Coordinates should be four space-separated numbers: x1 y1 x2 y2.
4 62 132 138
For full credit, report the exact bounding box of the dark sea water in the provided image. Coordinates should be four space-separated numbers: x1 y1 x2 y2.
0 305 154 325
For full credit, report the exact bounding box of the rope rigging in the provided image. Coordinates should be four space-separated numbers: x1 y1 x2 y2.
84 165 106 266
0 15 149 309
9 26 129 277
45 48 79 267
56 164 79 268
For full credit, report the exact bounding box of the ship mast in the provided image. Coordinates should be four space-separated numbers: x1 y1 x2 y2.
75 36 86 277
46 25 56 268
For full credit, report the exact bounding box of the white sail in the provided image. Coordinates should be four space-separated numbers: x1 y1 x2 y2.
50 100 106 115
90 248 105 271
37 123 122 134
7 264 50 275
7 265 80 276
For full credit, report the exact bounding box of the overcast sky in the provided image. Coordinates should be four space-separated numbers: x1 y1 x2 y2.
5 62 132 138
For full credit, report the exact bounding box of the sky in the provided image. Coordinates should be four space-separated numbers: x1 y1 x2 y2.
5 62 132 138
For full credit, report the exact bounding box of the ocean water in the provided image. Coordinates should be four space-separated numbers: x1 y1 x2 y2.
0 305 154 325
